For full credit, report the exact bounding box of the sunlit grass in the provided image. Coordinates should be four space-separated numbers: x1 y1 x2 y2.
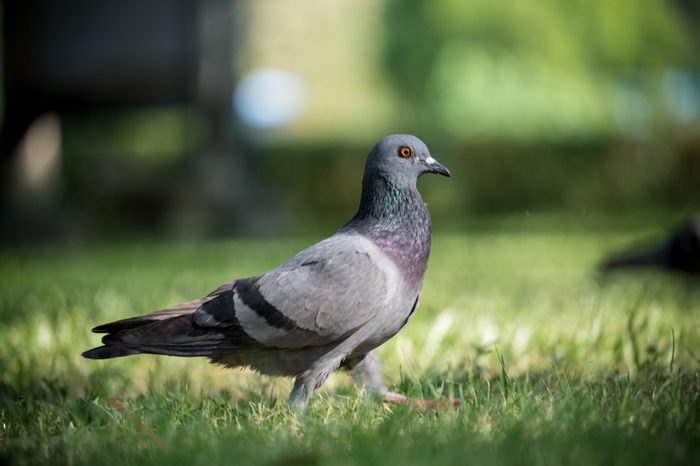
1 218 700 465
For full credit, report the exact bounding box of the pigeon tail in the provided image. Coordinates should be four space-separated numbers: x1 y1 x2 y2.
85 311 260 359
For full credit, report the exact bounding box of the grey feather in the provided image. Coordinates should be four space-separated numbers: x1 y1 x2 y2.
83 134 450 409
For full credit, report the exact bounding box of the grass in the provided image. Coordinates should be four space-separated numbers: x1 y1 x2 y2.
2 214 700 465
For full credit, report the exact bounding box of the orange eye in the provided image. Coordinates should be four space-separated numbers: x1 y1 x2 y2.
398 146 412 158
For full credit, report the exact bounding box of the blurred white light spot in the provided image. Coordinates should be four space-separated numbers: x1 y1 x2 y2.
422 310 456 367
234 68 307 128
512 325 532 354
36 318 53 349
15 113 61 194
395 335 415 368
479 318 500 345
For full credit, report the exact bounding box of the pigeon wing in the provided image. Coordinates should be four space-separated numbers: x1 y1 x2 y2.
193 234 394 349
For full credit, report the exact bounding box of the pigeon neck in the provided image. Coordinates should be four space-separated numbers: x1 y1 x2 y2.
356 176 421 222
343 175 432 287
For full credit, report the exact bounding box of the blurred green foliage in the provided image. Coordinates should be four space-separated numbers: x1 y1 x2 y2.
384 0 695 141
251 139 700 228
6 1 698 237
62 107 200 164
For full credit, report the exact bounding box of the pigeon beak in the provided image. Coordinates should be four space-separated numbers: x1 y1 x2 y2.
423 156 451 177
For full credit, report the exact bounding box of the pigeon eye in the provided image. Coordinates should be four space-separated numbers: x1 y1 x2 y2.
398 146 412 158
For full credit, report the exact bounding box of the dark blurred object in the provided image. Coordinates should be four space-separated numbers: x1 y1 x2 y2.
601 215 700 275
0 0 196 159
0 0 257 239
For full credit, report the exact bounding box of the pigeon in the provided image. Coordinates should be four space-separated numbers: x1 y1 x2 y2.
83 134 451 409
600 214 700 276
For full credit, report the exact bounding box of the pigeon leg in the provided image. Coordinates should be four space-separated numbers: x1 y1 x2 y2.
289 365 337 410
288 327 379 409
289 371 328 411
345 352 462 408
344 351 388 395
344 352 411 403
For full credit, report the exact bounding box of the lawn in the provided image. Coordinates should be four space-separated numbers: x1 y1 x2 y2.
1 214 700 465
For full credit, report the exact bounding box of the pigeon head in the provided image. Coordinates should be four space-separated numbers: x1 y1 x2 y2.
364 134 450 185
346 134 448 287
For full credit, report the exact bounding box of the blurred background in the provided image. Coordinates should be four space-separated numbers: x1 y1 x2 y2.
1 0 699 241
